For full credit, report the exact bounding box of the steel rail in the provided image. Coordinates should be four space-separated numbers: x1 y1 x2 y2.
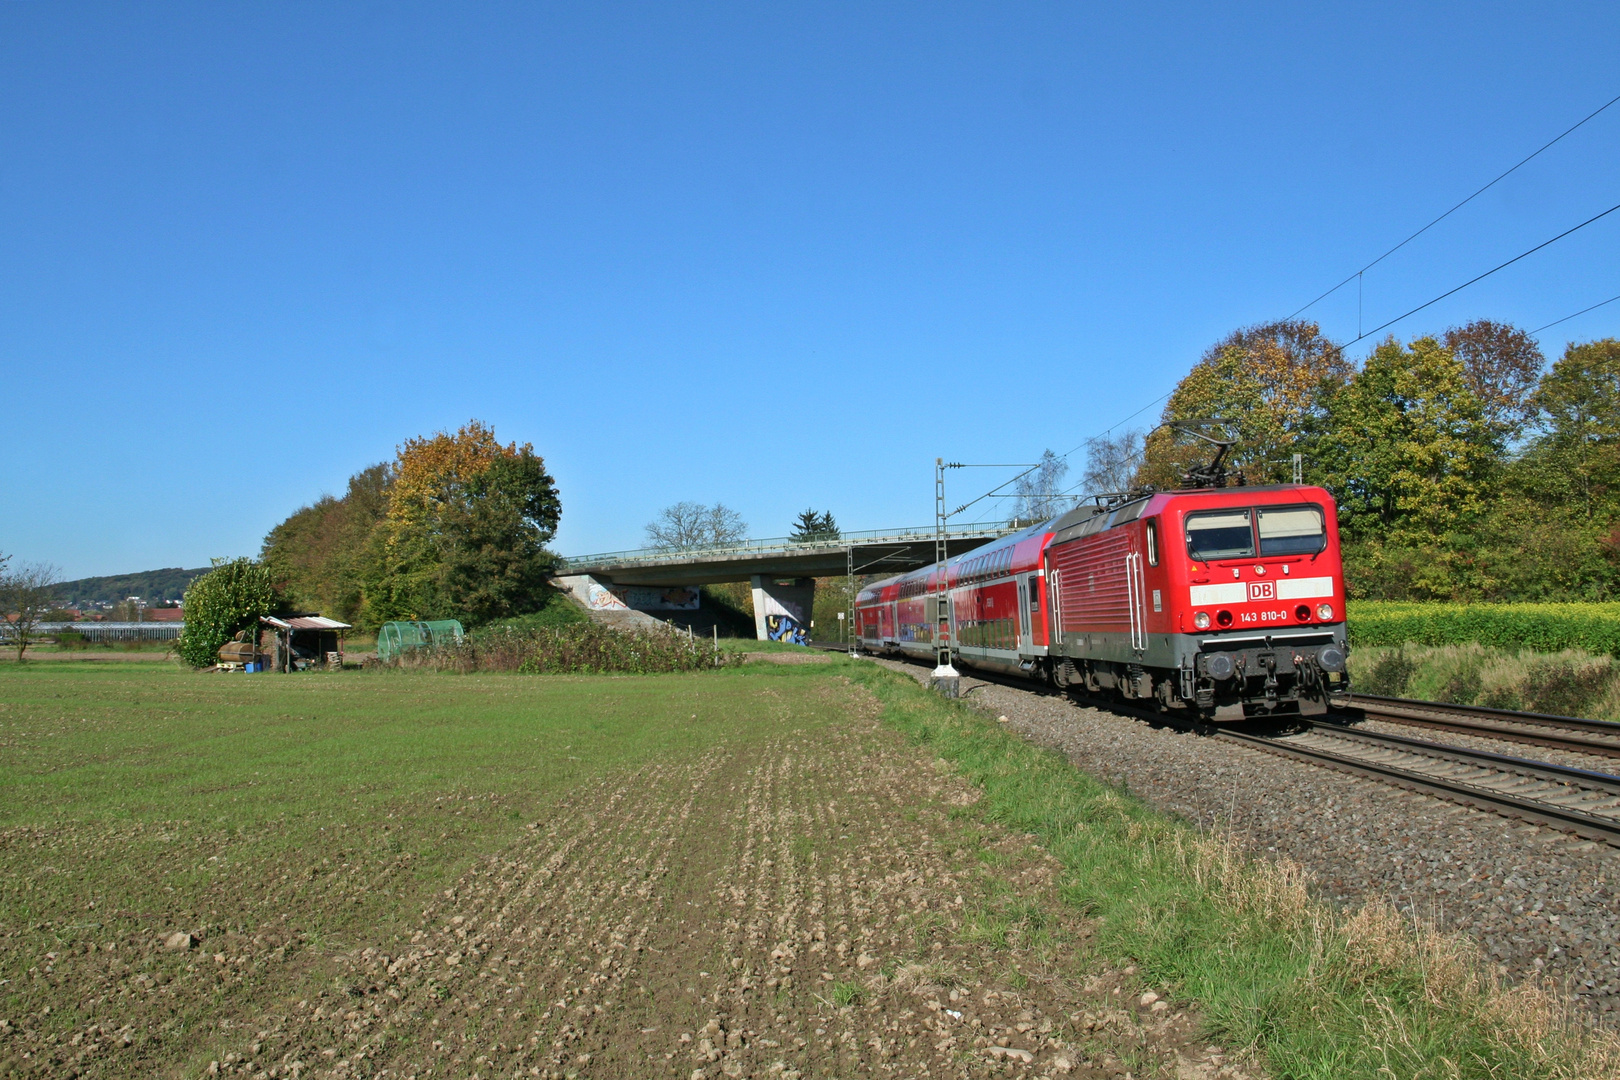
1296 720 1620 793
1348 694 1620 760
1045 679 1620 846
870 653 1620 845
1219 723 1620 847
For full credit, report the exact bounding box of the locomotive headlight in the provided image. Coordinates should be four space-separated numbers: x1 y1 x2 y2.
1194 611 1211 630
1317 603 1334 620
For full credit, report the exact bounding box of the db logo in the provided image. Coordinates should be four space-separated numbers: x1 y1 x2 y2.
1248 581 1275 601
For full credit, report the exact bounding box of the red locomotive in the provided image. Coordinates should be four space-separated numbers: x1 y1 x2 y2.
855 483 1350 720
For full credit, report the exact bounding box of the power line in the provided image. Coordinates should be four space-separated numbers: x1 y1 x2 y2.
1337 200 1620 348
957 201 1619 525
1289 91 1620 320
949 387 1178 523
952 99 1620 528
1057 391 1172 460
1532 292 1620 335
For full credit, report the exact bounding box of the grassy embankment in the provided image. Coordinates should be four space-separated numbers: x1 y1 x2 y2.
1347 601 1620 718
0 658 1613 1077
849 662 1617 1080
1350 643 1620 719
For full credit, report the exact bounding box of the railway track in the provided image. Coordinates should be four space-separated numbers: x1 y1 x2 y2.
860 651 1620 846
1349 693 1620 759
1222 721 1620 847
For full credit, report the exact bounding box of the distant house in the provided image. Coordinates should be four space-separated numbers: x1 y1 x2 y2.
143 607 183 622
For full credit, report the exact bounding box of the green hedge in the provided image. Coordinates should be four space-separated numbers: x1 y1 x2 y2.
175 559 275 667
1349 601 1620 655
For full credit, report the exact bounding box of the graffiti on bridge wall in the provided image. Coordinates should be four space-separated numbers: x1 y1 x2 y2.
586 584 701 612
613 585 700 611
586 584 630 611
765 613 809 645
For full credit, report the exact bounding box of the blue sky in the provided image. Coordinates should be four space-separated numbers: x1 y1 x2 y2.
4 3 1618 579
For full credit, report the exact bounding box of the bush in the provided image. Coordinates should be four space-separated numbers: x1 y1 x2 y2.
175 559 275 667
1520 655 1614 717
383 622 743 675
1349 601 1620 655
1359 647 1420 697
475 587 586 632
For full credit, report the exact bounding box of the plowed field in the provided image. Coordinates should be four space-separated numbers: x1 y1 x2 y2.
0 662 1246 1080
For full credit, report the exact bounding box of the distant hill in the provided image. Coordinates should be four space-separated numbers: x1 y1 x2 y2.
54 567 212 605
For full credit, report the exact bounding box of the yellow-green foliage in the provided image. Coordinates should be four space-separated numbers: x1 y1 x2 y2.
1350 601 1620 655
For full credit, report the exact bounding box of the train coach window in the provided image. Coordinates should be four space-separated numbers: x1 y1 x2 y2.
1258 506 1327 556
1185 510 1255 561
1028 575 1039 610
1146 520 1159 565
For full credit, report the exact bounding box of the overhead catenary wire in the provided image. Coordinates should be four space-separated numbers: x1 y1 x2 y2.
954 203 1620 525
947 386 1179 522
1026 236 1614 507
1288 91 1620 320
1336 200 1620 348
951 98 1620 528
1532 292 1620 335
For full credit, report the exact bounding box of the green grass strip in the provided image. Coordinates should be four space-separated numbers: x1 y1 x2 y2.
844 661 1616 1080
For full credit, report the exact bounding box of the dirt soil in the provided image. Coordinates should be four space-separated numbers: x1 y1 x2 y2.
1 678 1255 1080
0 651 174 663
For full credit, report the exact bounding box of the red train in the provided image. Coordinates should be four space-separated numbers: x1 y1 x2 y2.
855 484 1350 720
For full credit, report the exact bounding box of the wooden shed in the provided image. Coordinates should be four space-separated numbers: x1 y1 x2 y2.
259 615 351 672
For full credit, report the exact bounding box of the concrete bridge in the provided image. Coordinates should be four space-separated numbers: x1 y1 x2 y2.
556 523 1017 643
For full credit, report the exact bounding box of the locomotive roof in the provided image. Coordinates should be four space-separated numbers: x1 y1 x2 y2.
1049 483 1327 546
856 483 1329 596
860 517 1050 594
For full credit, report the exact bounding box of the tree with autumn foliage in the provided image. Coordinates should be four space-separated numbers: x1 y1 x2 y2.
261 421 560 629
1441 319 1545 445
1129 317 1581 599
1136 320 1351 489
366 421 561 625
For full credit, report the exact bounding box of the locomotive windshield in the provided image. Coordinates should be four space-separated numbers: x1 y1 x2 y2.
1185 504 1327 561
1185 510 1254 560
1257 505 1326 555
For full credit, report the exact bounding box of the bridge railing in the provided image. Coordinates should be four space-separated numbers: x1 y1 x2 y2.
559 522 1019 570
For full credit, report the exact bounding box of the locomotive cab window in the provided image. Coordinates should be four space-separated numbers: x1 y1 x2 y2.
1185 509 1254 561
1145 520 1159 565
1257 505 1326 556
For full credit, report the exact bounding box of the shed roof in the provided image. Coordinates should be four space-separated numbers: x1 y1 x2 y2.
260 615 352 631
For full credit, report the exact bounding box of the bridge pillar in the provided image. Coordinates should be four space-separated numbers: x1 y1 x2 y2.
750 575 814 644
